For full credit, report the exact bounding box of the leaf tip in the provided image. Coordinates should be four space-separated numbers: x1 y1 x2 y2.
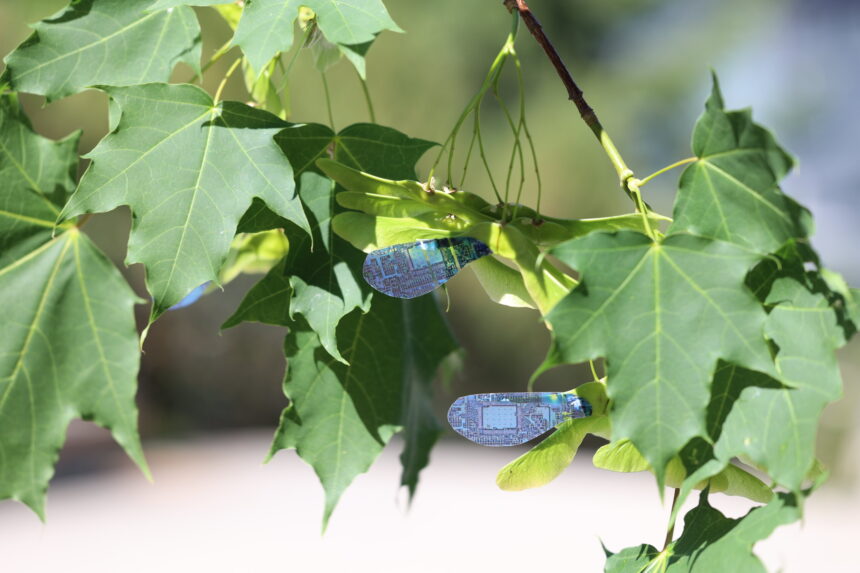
706 69 725 111
135 453 154 484
599 538 614 558
321 501 337 535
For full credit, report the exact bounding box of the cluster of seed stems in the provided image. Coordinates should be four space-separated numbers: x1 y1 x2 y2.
190 2 699 552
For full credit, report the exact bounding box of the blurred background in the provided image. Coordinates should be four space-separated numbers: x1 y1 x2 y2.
1 0 858 570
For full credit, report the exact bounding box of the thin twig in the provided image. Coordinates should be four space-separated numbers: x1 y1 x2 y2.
503 0 599 134
503 0 635 189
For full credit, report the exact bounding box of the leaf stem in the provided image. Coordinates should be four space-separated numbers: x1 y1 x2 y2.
663 487 681 550
429 13 517 188
358 74 377 123
190 38 234 84
626 177 657 240
276 24 314 96
321 72 336 130
589 359 600 382
75 213 93 229
512 51 543 217
213 57 242 104
474 99 501 203
639 157 697 186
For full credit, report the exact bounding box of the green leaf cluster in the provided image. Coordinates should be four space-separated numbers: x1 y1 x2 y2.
1 0 446 525
605 490 803 573
0 2 854 567
0 95 146 517
323 72 856 564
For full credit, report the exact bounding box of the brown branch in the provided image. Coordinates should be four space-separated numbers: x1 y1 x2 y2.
503 0 602 137
503 0 637 191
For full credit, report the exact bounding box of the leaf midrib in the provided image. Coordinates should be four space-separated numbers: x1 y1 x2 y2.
159 107 219 302
71 234 130 430
700 160 791 223
0 235 71 412
69 106 211 211
14 10 163 80
0 209 58 228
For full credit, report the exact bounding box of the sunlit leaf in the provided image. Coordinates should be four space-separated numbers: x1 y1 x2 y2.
60 83 310 323
233 0 400 75
469 256 535 309
0 95 79 267
512 212 669 248
218 229 290 285
270 294 456 527
0 97 145 516
605 491 802 572
225 172 370 364
331 211 467 252
593 440 772 503
3 0 200 101
495 382 609 491
669 74 810 253
543 231 775 488
677 276 847 507
147 0 225 9
0 230 146 516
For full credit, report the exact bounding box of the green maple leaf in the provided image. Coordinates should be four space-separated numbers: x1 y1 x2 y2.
664 243 850 523
0 95 79 267
543 231 775 487
605 491 801 573
0 230 147 517
225 171 371 364
281 124 449 504
271 294 457 527
228 121 453 520
0 96 145 516
670 74 810 253
313 123 436 177
232 0 401 75
2 0 201 101
310 36 373 80
59 83 310 323
228 123 434 363
676 276 846 504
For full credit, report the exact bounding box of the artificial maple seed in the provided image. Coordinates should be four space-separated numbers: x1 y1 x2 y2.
362 237 492 299
447 392 593 446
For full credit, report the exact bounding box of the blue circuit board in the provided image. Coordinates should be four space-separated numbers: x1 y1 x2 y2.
447 392 592 446
362 237 492 299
